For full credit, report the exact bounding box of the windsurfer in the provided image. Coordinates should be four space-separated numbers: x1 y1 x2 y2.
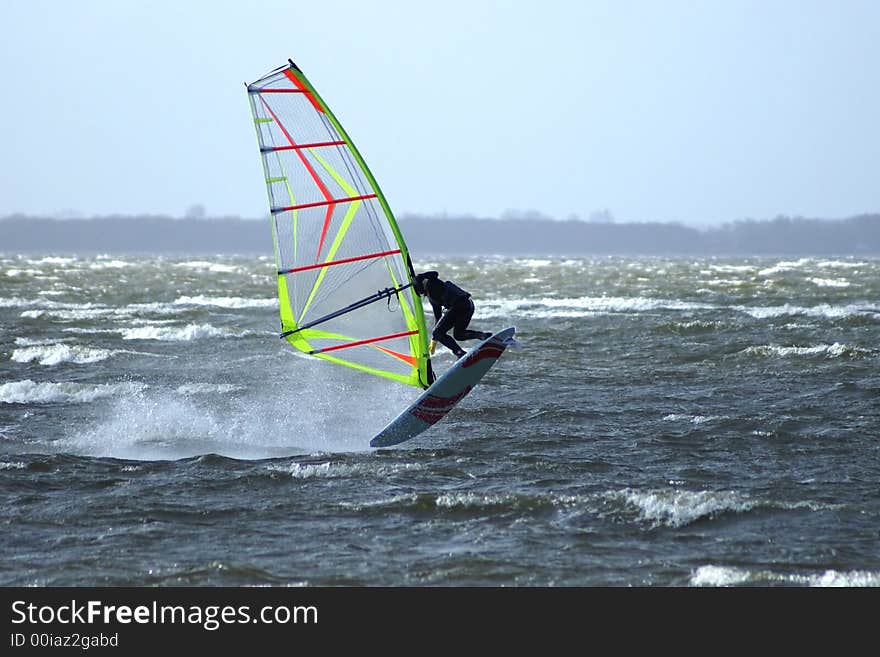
414 271 492 359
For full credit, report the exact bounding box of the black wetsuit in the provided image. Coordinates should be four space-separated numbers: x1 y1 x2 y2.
415 271 490 357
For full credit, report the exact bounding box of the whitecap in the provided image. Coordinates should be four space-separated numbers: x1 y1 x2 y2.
11 344 114 365
757 258 812 276
173 295 276 309
692 565 880 587
435 492 516 508
691 565 753 586
740 343 872 358
481 295 715 320
88 260 130 270
738 303 876 320
120 323 239 341
816 260 867 269
610 488 754 528
173 261 242 273
807 277 850 288
5 269 42 277
662 414 729 424
0 379 144 404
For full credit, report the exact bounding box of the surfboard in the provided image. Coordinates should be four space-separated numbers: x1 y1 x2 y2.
370 327 516 447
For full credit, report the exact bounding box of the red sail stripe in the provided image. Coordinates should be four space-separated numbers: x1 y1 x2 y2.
262 140 346 152
280 249 401 275
283 69 325 114
313 330 418 354
273 193 376 213
257 94 334 258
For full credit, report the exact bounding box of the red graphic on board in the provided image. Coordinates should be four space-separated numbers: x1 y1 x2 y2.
410 385 474 425
461 343 504 368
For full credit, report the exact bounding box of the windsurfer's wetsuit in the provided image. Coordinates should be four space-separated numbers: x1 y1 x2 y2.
414 271 491 358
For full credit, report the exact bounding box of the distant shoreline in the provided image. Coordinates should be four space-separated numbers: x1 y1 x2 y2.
1 213 878 255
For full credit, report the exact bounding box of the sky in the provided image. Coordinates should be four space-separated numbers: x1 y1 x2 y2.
0 0 878 227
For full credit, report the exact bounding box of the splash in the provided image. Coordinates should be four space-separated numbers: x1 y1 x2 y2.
61 365 413 460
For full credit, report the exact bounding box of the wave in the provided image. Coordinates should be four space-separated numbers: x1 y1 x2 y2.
4 268 43 277
269 460 425 480
173 295 276 309
173 261 243 273
0 379 144 404
120 323 244 341
12 344 114 365
662 414 730 424
816 260 868 269
604 488 756 528
691 565 880 587
738 303 879 320
338 490 570 515
807 277 851 288
481 295 714 319
10 343 161 366
740 343 873 359
757 258 813 276
706 264 758 273
87 259 131 270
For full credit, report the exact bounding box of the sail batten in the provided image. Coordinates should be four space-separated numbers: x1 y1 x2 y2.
247 60 433 389
271 193 378 214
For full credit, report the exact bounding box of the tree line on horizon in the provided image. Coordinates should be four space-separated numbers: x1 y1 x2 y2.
0 212 878 255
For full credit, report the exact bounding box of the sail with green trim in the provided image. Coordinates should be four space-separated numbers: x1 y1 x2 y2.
246 60 434 389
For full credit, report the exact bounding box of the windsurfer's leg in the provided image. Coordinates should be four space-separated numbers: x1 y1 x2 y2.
433 309 465 356
452 299 491 341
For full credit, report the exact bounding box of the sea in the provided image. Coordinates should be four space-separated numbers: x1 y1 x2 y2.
1 252 879 587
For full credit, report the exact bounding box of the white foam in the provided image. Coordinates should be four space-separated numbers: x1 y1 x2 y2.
435 492 516 508
741 343 871 358
176 383 244 395
739 303 876 320
5 268 42 277
757 258 813 276
271 460 424 480
807 277 850 288
88 259 130 270
612 488 754 528
0 379 144 404
120 323 240 341
816 260 867 269
11 344 114 365
692 565 880 587
173 261 242 273
481 295 714 320
64 365 410 459
691 565 753 586
173 295 276 309
26 256 78 266
707 264 757 273
662 414 729 424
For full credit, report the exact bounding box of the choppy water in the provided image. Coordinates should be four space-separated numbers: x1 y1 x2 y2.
2 252 879 586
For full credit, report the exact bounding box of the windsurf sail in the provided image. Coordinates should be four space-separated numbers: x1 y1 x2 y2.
246 60 434 389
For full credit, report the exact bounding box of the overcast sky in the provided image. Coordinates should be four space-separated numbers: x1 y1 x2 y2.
1 0 877 226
